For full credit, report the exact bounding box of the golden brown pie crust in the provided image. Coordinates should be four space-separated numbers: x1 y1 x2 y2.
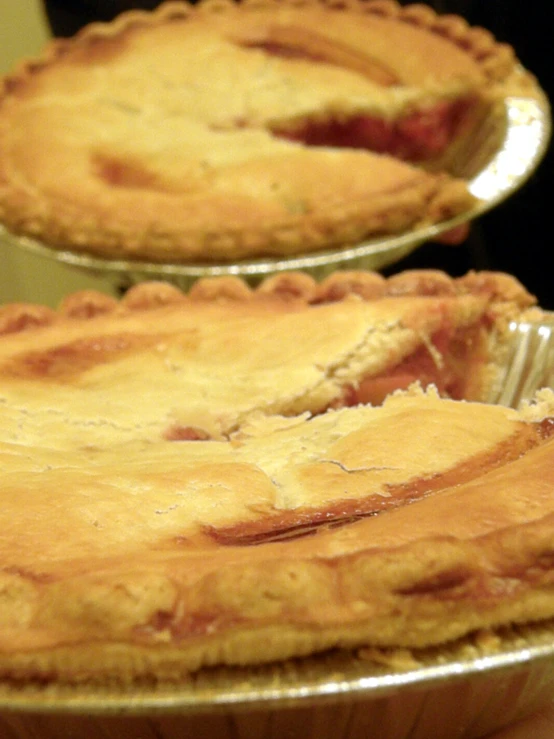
1 270 554 684
0 0 532 264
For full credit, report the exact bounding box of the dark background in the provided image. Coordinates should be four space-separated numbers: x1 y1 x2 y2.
391 0 553 311
42 0 554 309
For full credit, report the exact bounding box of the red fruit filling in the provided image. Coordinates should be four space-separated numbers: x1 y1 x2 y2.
332 324 487 408
273 98 472 162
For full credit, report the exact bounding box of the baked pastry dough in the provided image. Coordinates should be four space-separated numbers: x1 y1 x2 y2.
1 270 554 684
0 0 532 263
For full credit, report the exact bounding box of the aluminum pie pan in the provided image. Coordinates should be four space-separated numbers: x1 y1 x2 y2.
0 621 553 717
3 90 551 292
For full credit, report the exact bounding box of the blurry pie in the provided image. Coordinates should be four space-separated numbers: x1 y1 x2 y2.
1 269 554 684
0 0 536 263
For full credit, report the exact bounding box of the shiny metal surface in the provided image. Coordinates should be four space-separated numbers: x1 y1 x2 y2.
2 90 551 292
0 620 553 715
493 313 554 407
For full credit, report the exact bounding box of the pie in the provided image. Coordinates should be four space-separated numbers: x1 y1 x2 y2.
0 0 534 264
1 269 554 684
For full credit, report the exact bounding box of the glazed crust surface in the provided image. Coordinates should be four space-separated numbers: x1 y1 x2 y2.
1 270 554 683
0 0 525 263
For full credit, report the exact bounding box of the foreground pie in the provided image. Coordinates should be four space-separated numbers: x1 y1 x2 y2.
1 270 554 684
0 0 536 263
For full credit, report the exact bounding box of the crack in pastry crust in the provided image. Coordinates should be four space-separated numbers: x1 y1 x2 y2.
205 415 554 546
0 0 533 263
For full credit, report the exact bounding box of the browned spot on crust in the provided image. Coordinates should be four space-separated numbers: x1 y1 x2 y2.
92 154 160 190
59 290 119 319
0 333 165 381
239 25 399 86
394 567 474 597
539 417 554 439
65 31 134 66
0 305 56 336
163 425 212 441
